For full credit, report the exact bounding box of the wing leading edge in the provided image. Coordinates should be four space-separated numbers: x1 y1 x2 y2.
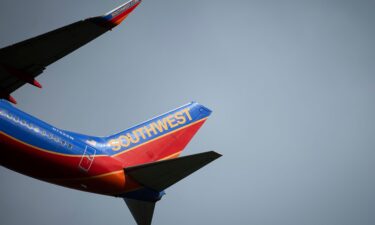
0 0 142 104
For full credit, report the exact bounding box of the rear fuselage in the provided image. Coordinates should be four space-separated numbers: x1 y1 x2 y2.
0 100 130 195
0 100 210 196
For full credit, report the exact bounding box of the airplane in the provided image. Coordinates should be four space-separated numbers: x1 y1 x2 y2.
0 1 221 225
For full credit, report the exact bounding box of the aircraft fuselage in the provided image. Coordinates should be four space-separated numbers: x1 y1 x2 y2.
0 100 132 195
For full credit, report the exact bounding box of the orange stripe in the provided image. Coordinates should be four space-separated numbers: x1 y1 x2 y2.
46 170 124 182
159 151 182 161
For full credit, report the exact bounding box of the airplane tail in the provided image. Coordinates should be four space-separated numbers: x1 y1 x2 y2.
102 102 212 167
121 151 222 225
62 103 218 225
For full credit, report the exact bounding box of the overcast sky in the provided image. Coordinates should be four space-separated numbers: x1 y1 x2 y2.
1 0 375 225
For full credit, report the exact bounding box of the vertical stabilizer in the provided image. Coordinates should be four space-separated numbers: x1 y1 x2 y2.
104 102 212 167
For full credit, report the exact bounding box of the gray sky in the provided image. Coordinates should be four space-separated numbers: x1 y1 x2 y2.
1 0 375 225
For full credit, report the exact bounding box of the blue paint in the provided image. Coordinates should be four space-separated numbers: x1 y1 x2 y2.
0 100 211 156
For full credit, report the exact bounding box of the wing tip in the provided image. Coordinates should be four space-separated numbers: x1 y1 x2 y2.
90 0 142 29
209 151 223 159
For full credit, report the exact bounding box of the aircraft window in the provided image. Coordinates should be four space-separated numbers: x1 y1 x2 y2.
1 110 74 150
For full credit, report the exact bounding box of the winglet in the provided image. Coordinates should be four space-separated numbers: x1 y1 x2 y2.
90 0 142 29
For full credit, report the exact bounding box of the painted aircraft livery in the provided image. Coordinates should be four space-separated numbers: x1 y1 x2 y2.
0 1 221 225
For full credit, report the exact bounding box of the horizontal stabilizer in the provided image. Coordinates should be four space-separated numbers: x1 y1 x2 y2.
124 198 155 225
125 151 222 191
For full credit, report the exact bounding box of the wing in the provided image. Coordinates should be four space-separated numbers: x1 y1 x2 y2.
0 0 141 103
